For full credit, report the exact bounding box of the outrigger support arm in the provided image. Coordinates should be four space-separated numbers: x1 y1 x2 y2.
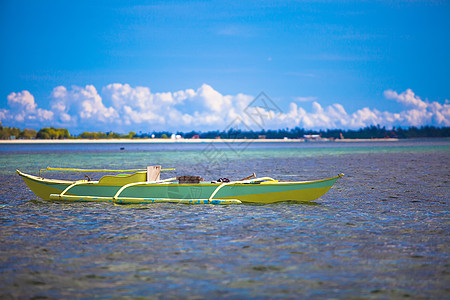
54 177 178 200
208 177 276 203
112 178 177 200
58 180 98 197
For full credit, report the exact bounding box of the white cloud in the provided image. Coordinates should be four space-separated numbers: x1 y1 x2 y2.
0 109 7 122
384 89 428 109
270 89 449 130
7 91 37 113
194 84 232 113
383 89 450 127
0 85 448 132
5 91 53 123
350 107 383 128
99 83 247 129
50 85 118 127
73 85 118 121
294 96 318 102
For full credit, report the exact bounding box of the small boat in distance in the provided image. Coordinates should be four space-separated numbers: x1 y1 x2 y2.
17 166 342 205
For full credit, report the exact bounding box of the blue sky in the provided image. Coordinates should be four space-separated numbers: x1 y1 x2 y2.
1 0 449 133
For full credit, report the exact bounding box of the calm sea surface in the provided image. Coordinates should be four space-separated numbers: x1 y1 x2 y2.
0 140 449 299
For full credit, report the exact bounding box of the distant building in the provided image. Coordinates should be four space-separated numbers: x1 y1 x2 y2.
258 135 266 139
303 134 321 141
192 135 200 139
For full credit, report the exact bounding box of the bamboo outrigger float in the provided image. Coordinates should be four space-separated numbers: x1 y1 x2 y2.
17 166 342 205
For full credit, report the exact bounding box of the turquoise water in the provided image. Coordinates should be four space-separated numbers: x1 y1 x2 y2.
0 139 449 298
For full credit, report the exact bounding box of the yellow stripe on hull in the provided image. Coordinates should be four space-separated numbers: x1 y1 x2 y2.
221 186 333 203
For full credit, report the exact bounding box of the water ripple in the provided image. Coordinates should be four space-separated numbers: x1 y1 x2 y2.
0 140 449 298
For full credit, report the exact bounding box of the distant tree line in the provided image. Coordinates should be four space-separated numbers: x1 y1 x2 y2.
0 126 37 139
0 124 449 140
36 127 70 139
0 126 69 139
143 125 450 139
78 131 136 139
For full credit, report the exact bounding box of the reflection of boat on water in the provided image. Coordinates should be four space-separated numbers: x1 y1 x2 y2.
17 166 342 205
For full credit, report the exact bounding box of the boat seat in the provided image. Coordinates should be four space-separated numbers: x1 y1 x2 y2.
98 172 147 186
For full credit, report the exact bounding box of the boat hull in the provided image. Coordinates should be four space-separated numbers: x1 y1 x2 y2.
17 170 341 204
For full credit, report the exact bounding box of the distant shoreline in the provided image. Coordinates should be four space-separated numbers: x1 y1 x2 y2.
0 138 400 144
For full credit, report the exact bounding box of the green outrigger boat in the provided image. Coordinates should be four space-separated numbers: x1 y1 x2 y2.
17 166 342 205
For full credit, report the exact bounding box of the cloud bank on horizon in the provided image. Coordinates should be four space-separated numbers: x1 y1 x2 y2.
1 84 449 133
